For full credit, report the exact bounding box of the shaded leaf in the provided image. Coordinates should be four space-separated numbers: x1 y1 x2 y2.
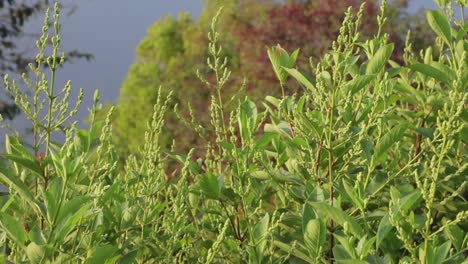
376 214 392 249
199 173 221 199
0 212 27 246
274 240 313 263
372 124 409 167
444 223 464 251
119 250 138 264
433 241 451 264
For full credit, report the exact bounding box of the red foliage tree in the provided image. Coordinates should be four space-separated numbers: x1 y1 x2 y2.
233 0 383 97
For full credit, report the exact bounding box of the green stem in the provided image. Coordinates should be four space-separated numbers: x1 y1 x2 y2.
216 87 227 141
327 90 336 263
280 83 285 98
46 59 57 158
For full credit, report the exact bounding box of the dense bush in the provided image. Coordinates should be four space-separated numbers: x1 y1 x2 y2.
0 1 466 263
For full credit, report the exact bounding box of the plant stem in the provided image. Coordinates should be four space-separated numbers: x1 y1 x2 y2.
327 89 336 263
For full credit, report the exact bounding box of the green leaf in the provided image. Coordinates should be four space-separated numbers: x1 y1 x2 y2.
53 196 91 243
274 240 313 263
0 212 27 246
304 219 326 260
254 133 276 149
239 99 258 142
86 244 118 264
42 178 63 224
268 45 298 85
366 44 394 75
252 213 269 263
5 135 33 158
284 67 316 91
26 242 45 263
376 214 392 249
400 190 422 211
0 162 36 209
334 234 357 259
360 138 374 164
357 236 376 258
372 124 409 168
264 121 292 137
347 75 375 95
409 63 453 85
77 129 91 153
333 245 353 260
343 180 364 210
119 250 138 264
433 241 451 264
302 202 316 233
290 49 300 63
217 141 234 150
3 154 43 176
199 173 221 199
444 223 464 251
308 202 364 237
394 83 424 105
29 226 46 245
426 10 452 45
336 260 369 264
250 170 269 180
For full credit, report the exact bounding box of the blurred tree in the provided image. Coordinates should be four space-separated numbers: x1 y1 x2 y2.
234 0 380 96
114 0 433 159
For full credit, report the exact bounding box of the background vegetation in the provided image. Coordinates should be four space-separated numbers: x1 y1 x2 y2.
114 0 435 159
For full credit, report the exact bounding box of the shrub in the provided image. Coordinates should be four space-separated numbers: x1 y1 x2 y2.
0 1 466 263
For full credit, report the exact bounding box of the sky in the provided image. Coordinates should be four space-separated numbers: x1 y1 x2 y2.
1 0 443 142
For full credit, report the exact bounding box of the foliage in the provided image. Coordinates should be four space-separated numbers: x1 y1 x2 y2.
0 0 92 122
115 0 435 159
0 1 467 263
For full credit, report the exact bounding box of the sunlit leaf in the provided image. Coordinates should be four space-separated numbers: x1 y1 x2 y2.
284 67 316 91
347 74 375 95
304 219 326 260
426 10 452 45
409 63 453 85
251 213 269 262
366 44 394 75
